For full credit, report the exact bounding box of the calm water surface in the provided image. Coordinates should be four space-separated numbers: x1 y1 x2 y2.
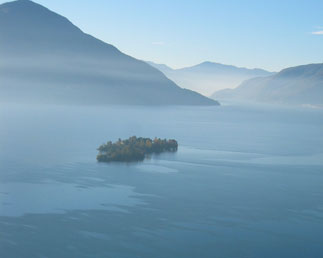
0 103 322 258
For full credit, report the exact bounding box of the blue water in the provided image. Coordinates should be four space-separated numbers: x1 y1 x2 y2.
0 103 322 258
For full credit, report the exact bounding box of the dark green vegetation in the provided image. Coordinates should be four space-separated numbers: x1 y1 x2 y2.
97 137 178 162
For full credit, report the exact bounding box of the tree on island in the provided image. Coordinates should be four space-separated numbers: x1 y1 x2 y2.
97 136 178 162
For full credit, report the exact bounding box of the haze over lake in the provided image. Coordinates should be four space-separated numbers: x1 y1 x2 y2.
1 0 322 257
0 103 322 258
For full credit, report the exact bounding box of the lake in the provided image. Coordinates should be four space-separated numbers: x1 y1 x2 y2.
0 103 322 258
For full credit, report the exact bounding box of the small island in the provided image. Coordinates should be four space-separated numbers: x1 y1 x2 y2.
97 136 178 163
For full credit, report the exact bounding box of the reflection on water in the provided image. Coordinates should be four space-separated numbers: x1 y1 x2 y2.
0 103 323 258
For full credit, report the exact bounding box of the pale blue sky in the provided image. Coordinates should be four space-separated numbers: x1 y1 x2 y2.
1 0 323 71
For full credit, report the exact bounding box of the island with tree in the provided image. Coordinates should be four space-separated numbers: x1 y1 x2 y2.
97 136 178 163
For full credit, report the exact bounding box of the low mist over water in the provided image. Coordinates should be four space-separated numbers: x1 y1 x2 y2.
0 103 322 258
1 0 322 257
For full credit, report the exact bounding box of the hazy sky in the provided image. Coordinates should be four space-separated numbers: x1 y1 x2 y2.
1 0 323 71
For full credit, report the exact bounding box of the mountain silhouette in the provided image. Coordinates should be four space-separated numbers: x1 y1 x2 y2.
0 0 218 105
212 63 323 105
147 61 273 96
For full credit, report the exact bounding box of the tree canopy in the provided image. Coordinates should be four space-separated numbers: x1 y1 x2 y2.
97 136 178 163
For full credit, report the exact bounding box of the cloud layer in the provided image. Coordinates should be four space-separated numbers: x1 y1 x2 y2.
312 31 323 35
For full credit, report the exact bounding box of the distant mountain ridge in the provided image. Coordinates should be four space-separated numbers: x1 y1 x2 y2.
147 61 274 96
212 63 323 105
0 0 218 106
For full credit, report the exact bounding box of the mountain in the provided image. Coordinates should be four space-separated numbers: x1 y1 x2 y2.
0 0 218 106
147 61 273 96
146 62 174 74
212 63 323 105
